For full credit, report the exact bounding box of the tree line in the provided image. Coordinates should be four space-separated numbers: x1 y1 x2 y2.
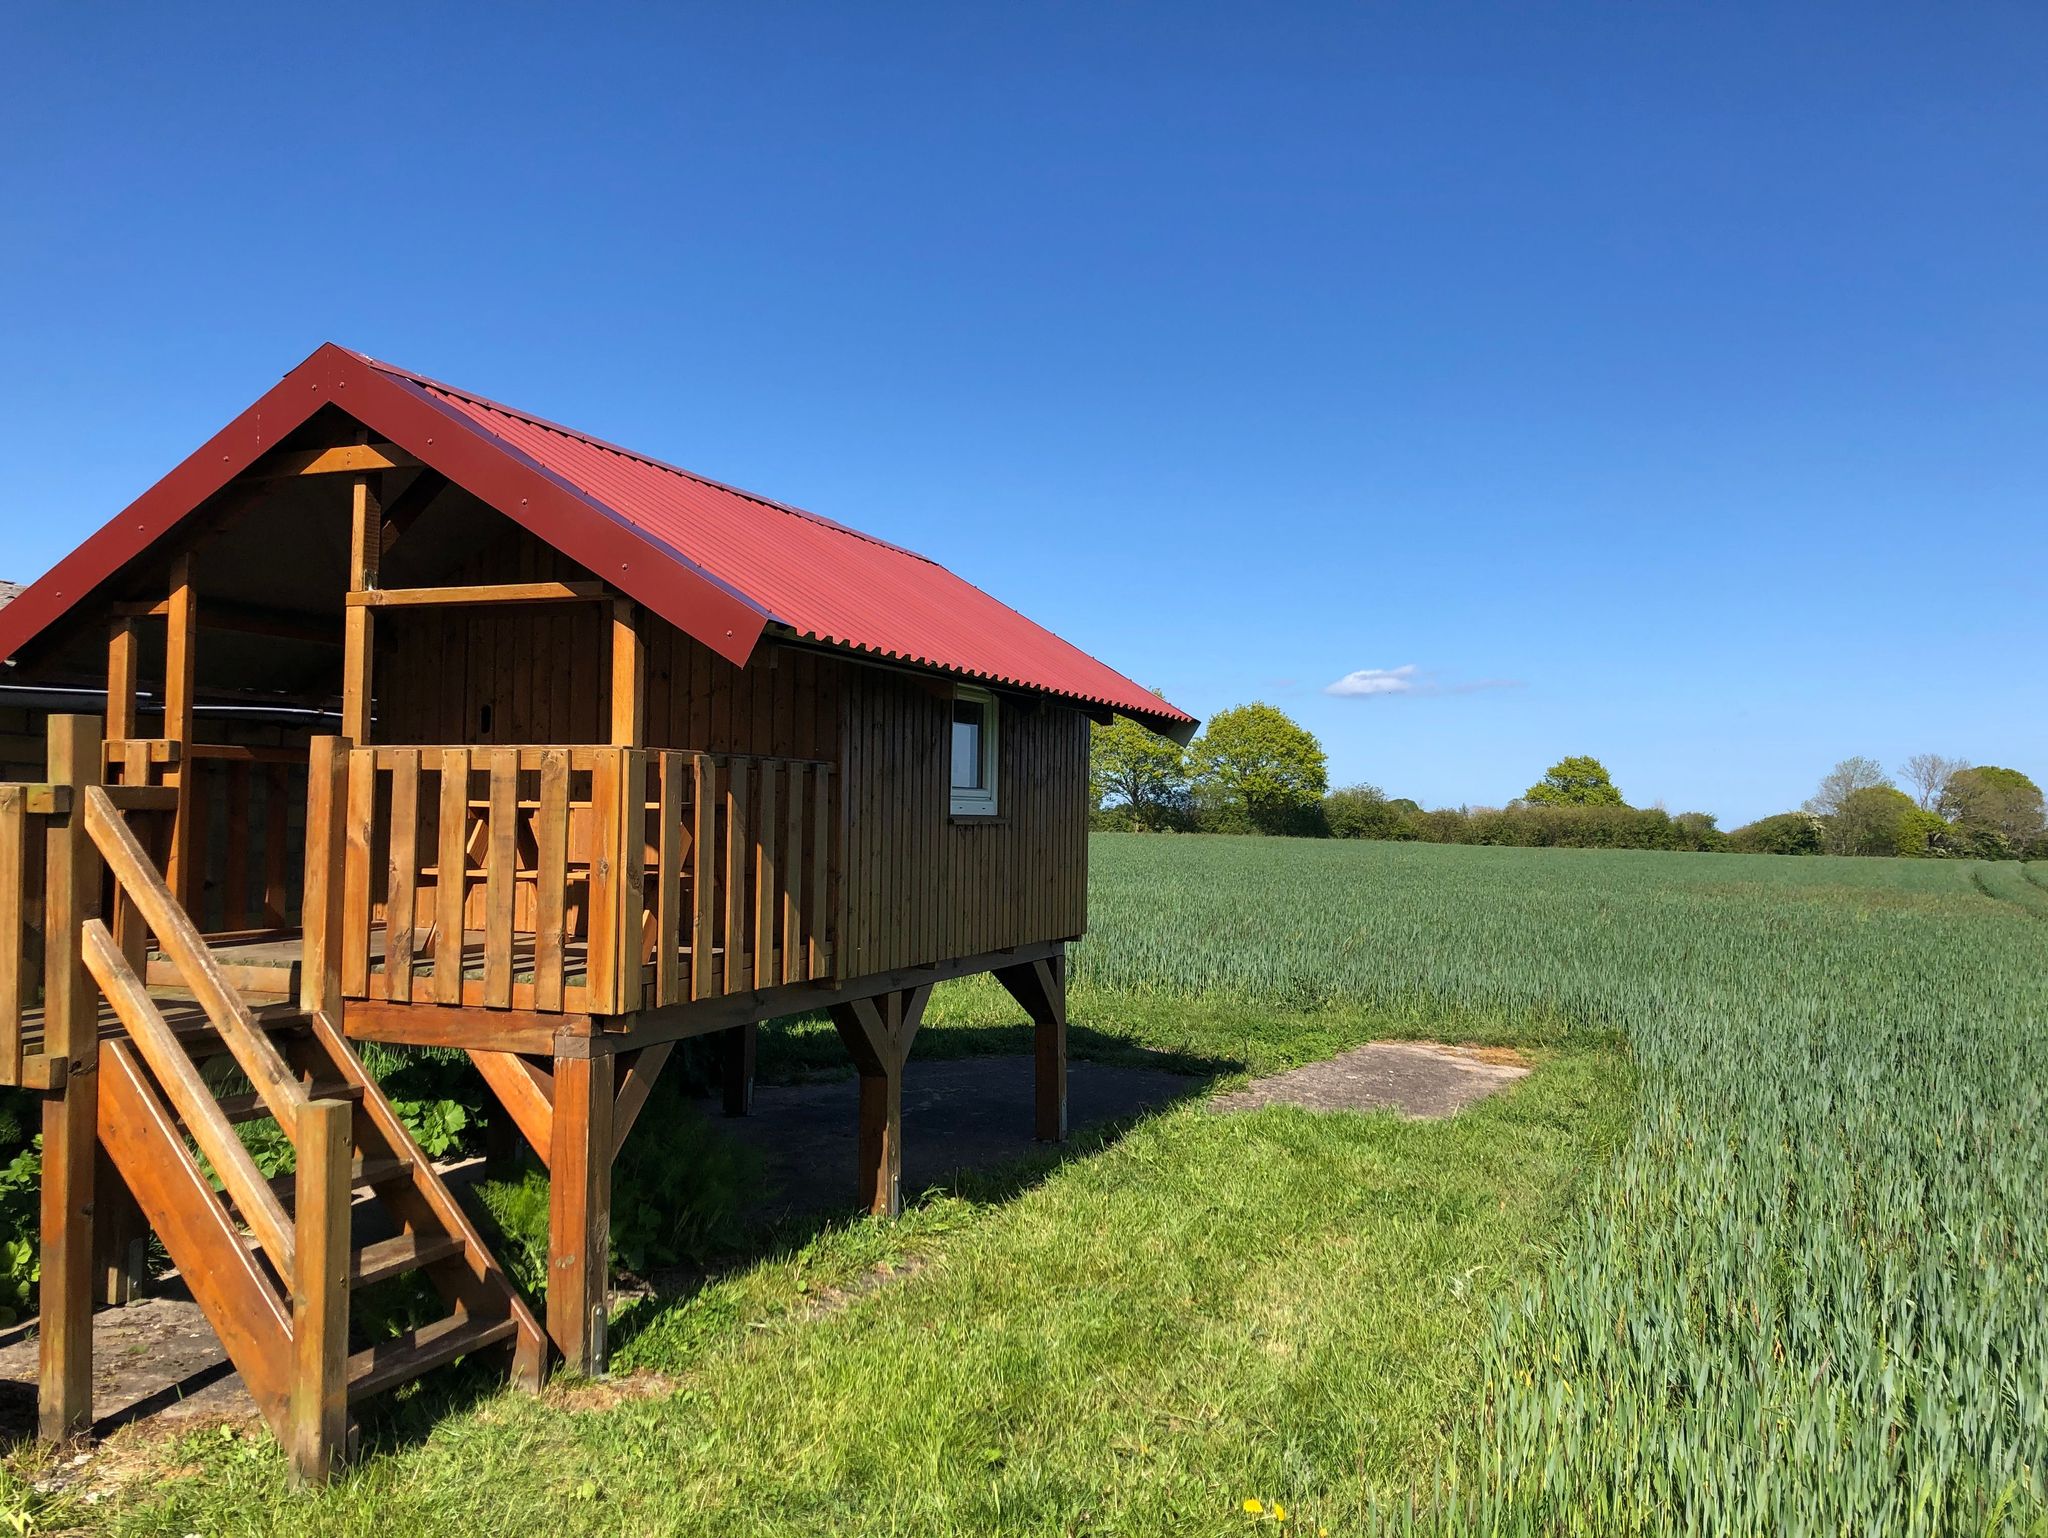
1091 702 2047 858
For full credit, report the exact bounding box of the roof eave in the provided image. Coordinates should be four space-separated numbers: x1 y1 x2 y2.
0 343 774 673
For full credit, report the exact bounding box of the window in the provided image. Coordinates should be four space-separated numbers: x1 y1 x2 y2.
950 686 999 817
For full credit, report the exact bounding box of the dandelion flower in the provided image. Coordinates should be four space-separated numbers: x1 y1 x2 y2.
1242 1498 1264 1515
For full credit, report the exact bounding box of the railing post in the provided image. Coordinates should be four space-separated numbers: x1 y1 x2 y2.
38 714 102 1441
617 750 646 1014
300 736 347 1019
288 1097 353 1485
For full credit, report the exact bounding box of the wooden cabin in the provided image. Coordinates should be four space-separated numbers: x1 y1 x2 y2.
0 344 1195 1481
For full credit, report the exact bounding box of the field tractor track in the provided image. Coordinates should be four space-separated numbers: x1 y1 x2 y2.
1971 866 2048 924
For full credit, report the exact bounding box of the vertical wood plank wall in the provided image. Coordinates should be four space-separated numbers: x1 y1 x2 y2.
374 517 1089 982
839 669 1089 975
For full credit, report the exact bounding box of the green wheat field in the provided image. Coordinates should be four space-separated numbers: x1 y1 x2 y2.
1072 837 2048 1534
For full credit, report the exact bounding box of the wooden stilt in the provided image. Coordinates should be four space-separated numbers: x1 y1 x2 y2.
828 985 930 1218
547 1051 614 1375
721 1022 756 1117
995 949 1067 1143
39 716 103 1442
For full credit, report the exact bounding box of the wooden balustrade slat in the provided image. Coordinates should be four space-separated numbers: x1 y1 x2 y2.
0 786 23 1083
586 751 620 1013
655 755 684 1007
483 750 517 1009
692 756 719 1000
616 751 646 1014
534 750 569 1013
723 758 749 995
434 750 468 1006
754 761 779 992
783 762 805 985
223 761 251 931
812 766 833 979
385 749 420 1003
340 752 374 996
263 762 291 929
81 918 297 1277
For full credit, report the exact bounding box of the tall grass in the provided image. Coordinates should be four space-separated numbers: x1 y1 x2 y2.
1078 836 2048 1534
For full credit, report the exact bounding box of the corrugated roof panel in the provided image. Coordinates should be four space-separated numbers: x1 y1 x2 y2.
367 358 1193 730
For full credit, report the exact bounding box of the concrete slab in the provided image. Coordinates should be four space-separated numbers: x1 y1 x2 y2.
1210 1041 1530 1119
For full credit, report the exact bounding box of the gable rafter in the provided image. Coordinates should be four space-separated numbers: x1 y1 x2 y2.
0 344 773 674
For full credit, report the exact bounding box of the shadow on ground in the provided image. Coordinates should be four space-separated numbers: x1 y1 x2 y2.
0 1019 1232 1458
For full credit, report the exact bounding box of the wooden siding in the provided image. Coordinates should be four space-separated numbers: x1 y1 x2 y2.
376 524 838 761
840 669 1088 975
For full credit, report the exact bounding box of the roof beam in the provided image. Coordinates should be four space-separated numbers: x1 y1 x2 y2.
113 597 339 647
378 468 450 556
245 443 420 478
345 581 608 610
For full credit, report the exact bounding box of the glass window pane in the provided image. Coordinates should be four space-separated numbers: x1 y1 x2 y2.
952 702 984 790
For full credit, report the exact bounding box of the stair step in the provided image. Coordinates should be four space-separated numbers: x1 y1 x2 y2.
347 1312 518 1403
267 1154 413 1205
207 1082 362 1126
350 1232 463 1288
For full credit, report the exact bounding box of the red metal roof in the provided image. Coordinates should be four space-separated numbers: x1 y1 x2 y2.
0 344 1195 738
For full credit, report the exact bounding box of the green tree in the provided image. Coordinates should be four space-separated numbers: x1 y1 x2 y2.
1188 702 1328 834
1830 784 1924 856
1088 714 1190 831
1324 783 1410 840
1523 755 1625 807
1939 766 2045 850
1729 812 1824 855
1803 756 1891 818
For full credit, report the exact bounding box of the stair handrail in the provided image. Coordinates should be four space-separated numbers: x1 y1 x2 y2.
82 785 310 1128
79 918 297 1276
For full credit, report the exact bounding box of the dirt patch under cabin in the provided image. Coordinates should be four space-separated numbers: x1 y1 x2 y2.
1210 1041 1531 1118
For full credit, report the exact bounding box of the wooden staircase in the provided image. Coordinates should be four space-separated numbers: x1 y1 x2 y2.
76 783 544 1482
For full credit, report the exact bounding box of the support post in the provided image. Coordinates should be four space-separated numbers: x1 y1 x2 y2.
721 1023 756 1117
995 950 1067 1143
161 555 198 908
39 715 103 1441
609 600 643 748
547 1051 614 1375
287 1099 353 1486
829 986 930 1218
300 736 348 1019
105 619 139 743
341 463 380 744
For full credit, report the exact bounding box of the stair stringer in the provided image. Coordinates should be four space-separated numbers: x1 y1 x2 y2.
98 1041 296 1430
298 1010 548 1391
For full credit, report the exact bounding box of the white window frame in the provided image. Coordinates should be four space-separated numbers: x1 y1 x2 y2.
950 685 1000 818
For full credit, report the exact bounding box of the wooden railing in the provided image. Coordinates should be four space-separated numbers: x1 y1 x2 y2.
0 783 47 1085
105 738 308 938
326 743 842 1018
0 775 174 1087
623 750 841 1012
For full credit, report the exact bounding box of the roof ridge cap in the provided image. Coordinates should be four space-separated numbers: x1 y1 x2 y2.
357 353 939 567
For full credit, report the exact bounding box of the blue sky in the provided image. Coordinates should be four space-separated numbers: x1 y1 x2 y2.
3 3 2042 825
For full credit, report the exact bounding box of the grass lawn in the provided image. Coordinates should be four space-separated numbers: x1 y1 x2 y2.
17 987 1627 1536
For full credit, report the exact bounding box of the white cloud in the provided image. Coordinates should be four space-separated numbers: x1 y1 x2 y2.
1324 665 1420 698
1324 666 1524 699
